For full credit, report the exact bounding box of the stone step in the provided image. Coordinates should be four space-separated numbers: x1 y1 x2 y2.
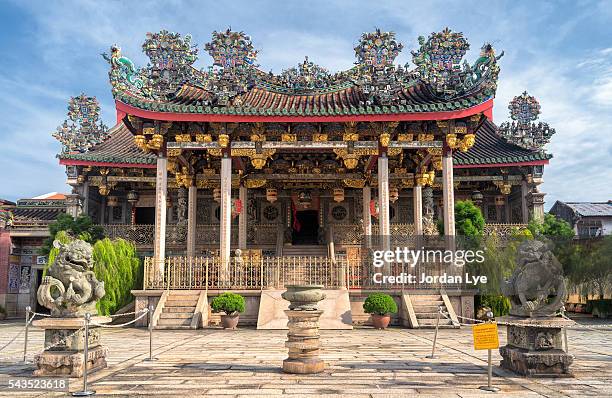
157 318 192 326
165 299 199 307
413 312 441 319
160 313 193 319
417 318 455 327
163 306 196 313
155 325 196 330
413 305 443 312
413 300 444 306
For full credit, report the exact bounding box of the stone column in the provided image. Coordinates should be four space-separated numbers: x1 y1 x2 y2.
442 152 455 236
413 185 423 236
82 182 89 216
362 185 372 248
378 154 390 252
527 187 546 222
65 193 82 218
521 180 529 224
153 156 168 275
220 155 232 268
186 184 197 257
238 184 247 249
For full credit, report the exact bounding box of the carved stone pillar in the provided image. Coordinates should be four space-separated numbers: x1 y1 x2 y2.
153 156 167 274
362 185 372 248
220 155 232 268
442 152 455 236
521 180 529 224
65 193 83 218
413 185 423 236
186 184 197 257
377 154 390 251
527 187 546 222
238 184 247 249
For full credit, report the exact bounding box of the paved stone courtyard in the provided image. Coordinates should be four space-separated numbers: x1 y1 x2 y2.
0 320 610 397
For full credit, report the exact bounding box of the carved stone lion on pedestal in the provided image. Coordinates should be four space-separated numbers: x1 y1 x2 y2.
502 240 566 317
37 239 105 317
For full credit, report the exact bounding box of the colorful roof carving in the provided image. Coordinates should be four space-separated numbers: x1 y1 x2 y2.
104 28 503 114
52 94 109 154
498 91 556 150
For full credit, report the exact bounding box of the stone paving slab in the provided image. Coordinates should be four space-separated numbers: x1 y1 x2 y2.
0 320 610 397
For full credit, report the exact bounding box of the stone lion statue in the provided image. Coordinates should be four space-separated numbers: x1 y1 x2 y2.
37 239 105 317
502 240 566 317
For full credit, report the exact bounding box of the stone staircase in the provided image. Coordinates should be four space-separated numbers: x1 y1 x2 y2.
403 293 459 329
282 244 328 257
154 291 207 330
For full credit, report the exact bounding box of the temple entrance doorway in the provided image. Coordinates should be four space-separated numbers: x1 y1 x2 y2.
292 210 319 245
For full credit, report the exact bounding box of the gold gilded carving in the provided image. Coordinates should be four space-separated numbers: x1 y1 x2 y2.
195 134 212 143
401 179 414 188
353 148 377 156
446 133 459 149
426 148 442 156
342 179 366 188
432 157 442 171
459 133 476 152
312 133 328 142
343 121 358 141
281 133 297 142
436 121 449 129
397 133 413 141
245 179 267 189
208 148 223 157
250 122 266 141
175 134 192 143
333 148 360 169
379 133 391 147
494 181 512 195
196 180 219 189
454 125 468 135
417 133 434 141
230 148 255 157
167 148 182 157
218 134 230 148
387 147 402 156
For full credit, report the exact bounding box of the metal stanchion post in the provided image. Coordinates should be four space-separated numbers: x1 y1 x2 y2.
23 306 31 363
144 306 157 361
426 306 441 359
72 313 95 396
479 312 499 393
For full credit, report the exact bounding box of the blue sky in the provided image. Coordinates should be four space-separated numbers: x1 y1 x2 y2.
0 0 611 209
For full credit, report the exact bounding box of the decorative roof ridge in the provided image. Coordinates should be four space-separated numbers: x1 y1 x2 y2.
103 28 503 111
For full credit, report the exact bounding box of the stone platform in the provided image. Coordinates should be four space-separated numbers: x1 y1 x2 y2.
499 316 575 377
32 316 111 378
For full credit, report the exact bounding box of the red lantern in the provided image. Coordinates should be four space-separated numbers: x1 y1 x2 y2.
370 199 379 218
231 199 243 219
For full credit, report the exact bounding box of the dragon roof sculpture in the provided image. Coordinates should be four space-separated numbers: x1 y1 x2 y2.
102 27 503 114
498 91 556 150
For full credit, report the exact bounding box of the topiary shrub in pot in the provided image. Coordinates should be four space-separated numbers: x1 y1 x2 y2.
210 292 246 329
0 305 6 321
363 293 398 329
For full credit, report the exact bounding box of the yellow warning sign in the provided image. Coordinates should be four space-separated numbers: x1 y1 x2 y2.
472 322 499 350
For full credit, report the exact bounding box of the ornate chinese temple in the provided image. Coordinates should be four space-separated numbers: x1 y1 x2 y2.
51 28 556 328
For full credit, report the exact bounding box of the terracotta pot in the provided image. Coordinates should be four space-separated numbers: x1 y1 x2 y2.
371 314 391 329
0 313 6 321
220 314 240 329
281 285 326 311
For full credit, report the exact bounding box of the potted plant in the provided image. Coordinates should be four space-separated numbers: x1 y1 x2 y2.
363 293 397 329
0 305 6 321
210 292 246 329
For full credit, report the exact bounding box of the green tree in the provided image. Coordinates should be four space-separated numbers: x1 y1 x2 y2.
44 234 142 315
41 214 104 256
528 213 574 240
437 200 485 239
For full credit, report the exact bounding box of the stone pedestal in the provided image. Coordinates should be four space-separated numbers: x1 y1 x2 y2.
32 316 111 378
283 310 325 374
499 317 574 377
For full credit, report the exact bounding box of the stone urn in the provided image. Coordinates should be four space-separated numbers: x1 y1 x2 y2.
281 285 327 310
282 284 326 374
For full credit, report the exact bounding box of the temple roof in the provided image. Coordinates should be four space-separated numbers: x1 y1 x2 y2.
60 122 157 165
454 120 552 166
59 119 551 168
106 28 502 118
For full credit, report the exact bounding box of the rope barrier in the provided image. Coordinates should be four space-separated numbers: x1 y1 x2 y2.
0 313 35 352
90 309 149 328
